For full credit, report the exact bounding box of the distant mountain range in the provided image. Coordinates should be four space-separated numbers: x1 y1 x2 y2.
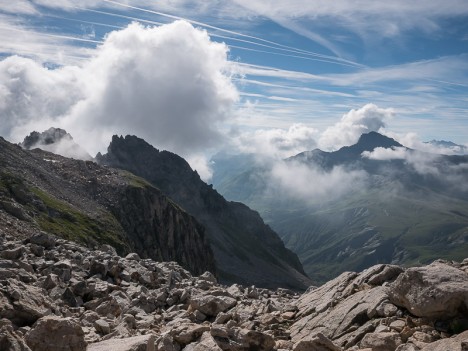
211 132 468 283
426 139 467 154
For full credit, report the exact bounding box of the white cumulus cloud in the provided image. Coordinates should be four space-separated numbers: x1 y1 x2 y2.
234 123 318 158
318 103 393 151
361 146 408 161
0 21 239 177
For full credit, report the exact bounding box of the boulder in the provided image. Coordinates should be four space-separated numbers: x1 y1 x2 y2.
155 334 180 351
0 280 55 326
0 324 32 351
126 253 141 261
182 332 222 351
189 295 237 317
171 323 210 345
1 247 24 260
293 333 342 351
419 330 468 351
212 327 275 351
25 316 87 351
236 329 275 351
28 232 56 249
388 261 468 318
291 284 388 347
87 334 155 351
94 319 112 335
198 271 217 284
359 332 402 351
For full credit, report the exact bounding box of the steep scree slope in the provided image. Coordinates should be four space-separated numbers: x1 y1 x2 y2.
0 137 214 275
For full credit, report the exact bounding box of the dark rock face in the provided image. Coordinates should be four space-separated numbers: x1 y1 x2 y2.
97 135 311 290
110 185 215 275
0 136 214 276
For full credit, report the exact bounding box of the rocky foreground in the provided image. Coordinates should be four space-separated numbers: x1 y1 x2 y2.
0 229 467 351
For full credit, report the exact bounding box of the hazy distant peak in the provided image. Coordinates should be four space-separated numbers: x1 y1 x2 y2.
20 127 92 161
425 139 467 155
427 139 459 147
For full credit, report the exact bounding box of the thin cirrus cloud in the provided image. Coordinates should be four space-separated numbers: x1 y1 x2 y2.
230 0 468 40
0 0 467 178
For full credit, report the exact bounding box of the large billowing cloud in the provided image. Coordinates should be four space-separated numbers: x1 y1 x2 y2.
318 103 393 150
233 123 318 158
0 21 238 177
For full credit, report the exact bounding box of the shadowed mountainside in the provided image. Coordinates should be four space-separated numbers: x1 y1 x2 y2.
97 135 311 290
0 136 215 276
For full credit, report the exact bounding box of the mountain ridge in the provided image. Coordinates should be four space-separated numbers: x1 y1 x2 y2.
0 136 215 276
97 135 311 290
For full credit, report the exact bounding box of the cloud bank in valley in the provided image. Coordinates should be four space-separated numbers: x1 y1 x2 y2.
0 20 238 179
269 160 368 203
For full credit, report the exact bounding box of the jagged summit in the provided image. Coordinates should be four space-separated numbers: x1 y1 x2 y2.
20 127 92 161
98 135 195 183
354 131 402 151
21 127 69 149
97 135 311 290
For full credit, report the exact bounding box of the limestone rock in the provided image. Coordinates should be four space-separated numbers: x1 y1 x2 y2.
87 334 155 351
0 280 55 326
293 333 342 351
388 261 468 318
182 331 222 351
236 329 275 351
419 330 468 351
25 316 87 351
359 332 402 351
189 295 237 317
171 323 210 345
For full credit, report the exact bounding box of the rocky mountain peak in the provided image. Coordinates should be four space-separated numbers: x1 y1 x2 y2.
102 135 194 180
21 127 70 148
355 131 402 152
20 127 92 161
97 135 311 290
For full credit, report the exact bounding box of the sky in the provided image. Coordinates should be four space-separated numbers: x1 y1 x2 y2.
1 0 468 178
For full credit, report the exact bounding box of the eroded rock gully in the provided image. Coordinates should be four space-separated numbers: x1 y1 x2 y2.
0 230 467 351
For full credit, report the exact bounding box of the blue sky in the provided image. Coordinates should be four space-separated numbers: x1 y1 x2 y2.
1 1 468 174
